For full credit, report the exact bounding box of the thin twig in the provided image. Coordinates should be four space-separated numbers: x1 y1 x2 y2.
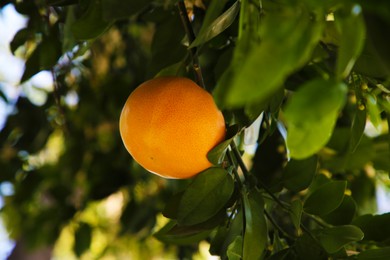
264 210 295 240
177 0 205 89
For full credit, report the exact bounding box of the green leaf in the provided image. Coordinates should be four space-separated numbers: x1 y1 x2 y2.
294 233 327 259
227 236 243 260
243 190 267 260
207 124 240 165
154 220 211 245
148 9 187 76
322 195 357 225
285 79 348 159
216 6 324 107
21 27 62 83
209 209 244 257
290 199 303 231
304 180 347 216
74 222 92 257
352 213 390 242
365 93 382 129
71 0 112 40
335 4 366 79
190 1 239 48
315 225 364 254
177 168 234 225
282 156 318 192
10 28 32 54
102 0 152 21
357 247 390 260
349 107 367 152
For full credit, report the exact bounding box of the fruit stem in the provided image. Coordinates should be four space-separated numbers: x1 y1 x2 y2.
177 0 206 89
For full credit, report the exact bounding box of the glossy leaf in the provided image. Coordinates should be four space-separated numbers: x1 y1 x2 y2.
335 5 366 79
190 1 239 48
227 236 243 260
282 156 318 192
349 107 367 152
177 168 234 225
285 79 348 159
315 225 364 254
365 93 382 129
322 195 357 225
207 124 240 165
216 6 324 107
243 190 267 260
304 181 347 216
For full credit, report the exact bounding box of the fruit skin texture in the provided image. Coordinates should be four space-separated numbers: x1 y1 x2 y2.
119 76 226 179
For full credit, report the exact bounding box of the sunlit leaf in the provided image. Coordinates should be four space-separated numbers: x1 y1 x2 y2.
190 1 239 48
284 79 348 159
215 5 324 107
227 236 243 260
335 4 366 79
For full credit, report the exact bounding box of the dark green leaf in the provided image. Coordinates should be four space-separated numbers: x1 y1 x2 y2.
315 225 364 254
294 233 327 260
290 199 303 231
177 168 234 225
74 222 92 257
162 191 184 219
71 0 112 40
282 156 318 192
353 213 390 242
243 190 267 260
209 209 244 257
349 107 367 152
227 236 243 260
101 0 152 21
46 0 78 6
322 195 357 225
21 29 62 83
148 10 187 76
335 5 366 79
190 1 239 48
207 124 240 165
285 79 348 159
10 28 32 54
304 180 347 216
154 220 211 245
357 247 390 260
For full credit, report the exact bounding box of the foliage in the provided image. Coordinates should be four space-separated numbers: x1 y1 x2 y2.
1 0 390 259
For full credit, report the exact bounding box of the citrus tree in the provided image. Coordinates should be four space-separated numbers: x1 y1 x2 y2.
1 0 390 259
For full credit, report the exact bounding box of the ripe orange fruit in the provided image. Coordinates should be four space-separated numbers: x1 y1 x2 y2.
119 76 226 179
